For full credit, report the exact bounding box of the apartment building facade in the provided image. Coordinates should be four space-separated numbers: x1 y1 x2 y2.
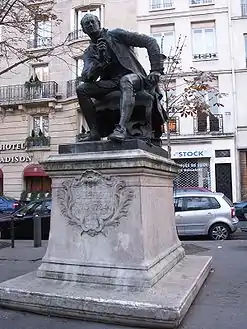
1 0 247 202
137 0 247 201
0 0 137 199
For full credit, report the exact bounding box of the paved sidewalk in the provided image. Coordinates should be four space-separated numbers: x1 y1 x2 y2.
0 238 246 329
0 240 47 283
0 240 47 261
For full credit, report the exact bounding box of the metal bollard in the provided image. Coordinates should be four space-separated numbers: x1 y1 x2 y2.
33 213 42 248
10 216 15 248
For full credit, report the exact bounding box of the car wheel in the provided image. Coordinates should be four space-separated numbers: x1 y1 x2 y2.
208 223 231 241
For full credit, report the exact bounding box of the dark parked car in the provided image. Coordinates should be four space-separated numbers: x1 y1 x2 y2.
0 195 22 214
234 200 247 221
0 199 51 240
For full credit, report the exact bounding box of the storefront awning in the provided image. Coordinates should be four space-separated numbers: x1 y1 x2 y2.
23 164 48 177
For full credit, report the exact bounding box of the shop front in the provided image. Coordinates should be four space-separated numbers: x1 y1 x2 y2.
0 141 51 199
172 149 212 190
24 164 51 193
170 141 236 201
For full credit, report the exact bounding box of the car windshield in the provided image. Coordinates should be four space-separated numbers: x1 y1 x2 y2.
16 201 41 215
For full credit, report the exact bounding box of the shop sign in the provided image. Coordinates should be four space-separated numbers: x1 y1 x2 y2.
0 142 26 152
172 150 211 159
0 155 32 163
180 162 209 172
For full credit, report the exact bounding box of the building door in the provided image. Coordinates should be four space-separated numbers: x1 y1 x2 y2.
215 163 232 201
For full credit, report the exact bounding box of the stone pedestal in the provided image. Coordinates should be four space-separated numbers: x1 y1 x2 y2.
0 141 212 328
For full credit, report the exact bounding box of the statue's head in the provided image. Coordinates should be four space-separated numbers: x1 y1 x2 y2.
81 14 101 37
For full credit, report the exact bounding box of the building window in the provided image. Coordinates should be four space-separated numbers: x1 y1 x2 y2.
151 24 175 56
150 0 173 10
163 117 180 134
75 58 84 78
68 6 103 41
244 34 247 67
190 0 214 5
215 150 231 158
204 89 219 114
192 21 217 60
28 20 52 49
33 115 49 137
241 0 247 16
32 64 49 82
194 112 223 134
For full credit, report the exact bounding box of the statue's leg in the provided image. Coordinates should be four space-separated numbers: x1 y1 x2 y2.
76 81 118 141
109 74 142 142
145 97 153 139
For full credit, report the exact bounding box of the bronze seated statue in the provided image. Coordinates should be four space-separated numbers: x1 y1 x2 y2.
77 87 165 146
75 14 167 145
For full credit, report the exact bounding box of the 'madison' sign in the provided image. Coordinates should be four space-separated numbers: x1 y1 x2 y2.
0 142 32 163
0 155 32 163
0 143 26 151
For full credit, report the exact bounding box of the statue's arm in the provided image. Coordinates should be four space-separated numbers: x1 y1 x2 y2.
112 28 165 73
81 50 102 82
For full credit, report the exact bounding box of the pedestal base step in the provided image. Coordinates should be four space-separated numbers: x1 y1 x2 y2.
0 255 211 328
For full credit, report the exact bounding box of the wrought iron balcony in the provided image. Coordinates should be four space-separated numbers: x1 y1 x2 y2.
194 113 223 134
27 37 52 49
68 29 88 42
150 0 173 10
67 79 81 98
0 81 58 106
25 135 50 149
190 0 214 5
241 4 247 16
193 53 217 60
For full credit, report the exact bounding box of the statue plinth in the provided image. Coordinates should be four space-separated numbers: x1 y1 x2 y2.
0 140 212 328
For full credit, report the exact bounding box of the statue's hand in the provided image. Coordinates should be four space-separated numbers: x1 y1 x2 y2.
97 38 107 60
147 71 161 86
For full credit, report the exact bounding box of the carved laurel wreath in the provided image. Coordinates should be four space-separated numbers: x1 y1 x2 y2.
57 170 134 237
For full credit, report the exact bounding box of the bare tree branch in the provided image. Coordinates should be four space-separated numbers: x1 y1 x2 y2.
0 0 68 78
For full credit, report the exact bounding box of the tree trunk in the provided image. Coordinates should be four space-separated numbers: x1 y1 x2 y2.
166 121 171 159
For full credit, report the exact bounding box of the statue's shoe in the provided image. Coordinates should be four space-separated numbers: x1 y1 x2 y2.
108 126 127 142
78 131 101 142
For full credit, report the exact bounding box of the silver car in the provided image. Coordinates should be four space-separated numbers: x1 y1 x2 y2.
174 191 239 240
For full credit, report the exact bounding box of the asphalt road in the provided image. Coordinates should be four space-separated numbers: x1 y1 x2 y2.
0 236 247 329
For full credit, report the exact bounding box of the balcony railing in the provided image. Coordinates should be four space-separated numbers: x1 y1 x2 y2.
150 0 173 10
27 37 52 49
25 135 50 149
190 0 214 5
241 3 247 16
68 29 88 42
0 81 58 106
194 113 223 134
193 53 217 60
67 79 81 98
